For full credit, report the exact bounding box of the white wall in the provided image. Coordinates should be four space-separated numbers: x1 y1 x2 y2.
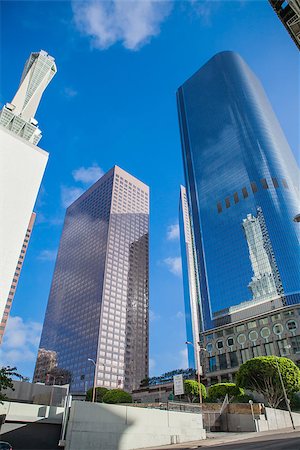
0 401 64 424
261 407 300 431
225 408 300 432
0 127 48 320
65 401 206 450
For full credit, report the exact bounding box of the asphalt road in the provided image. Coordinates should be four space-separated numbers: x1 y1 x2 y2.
182 431 300 450
197 431 300 449
142 430 300 450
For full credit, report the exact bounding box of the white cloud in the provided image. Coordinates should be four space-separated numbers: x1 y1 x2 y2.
166 223 179 241
186 0 220 25
63 87 78 98
61 185 84 208
72 164 104 185
163 256 182 276
37 249 57 262
176 311 184 319
149 310 161 322
0 316 42 366
61 164 103 208
72 0 172 51
149 358 156 371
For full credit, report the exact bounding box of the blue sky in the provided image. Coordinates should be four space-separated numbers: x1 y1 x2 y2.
0 1 299 379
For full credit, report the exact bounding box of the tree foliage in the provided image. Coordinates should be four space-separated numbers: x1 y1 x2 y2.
208 383 244 402
86 387 108 403
103 389 132 404
0 366 22 402
236 356 300 408
184 379 207 402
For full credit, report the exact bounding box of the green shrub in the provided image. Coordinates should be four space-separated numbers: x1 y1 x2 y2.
86 386 108 403
208 383 244 402
231 393 254 403
184 379 207 402
103 389 132 404
236 356 300 408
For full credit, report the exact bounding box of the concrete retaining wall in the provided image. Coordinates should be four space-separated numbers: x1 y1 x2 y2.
0 402 64 450
0 401 64 424
3 380 68 407
65 401 206 450
224 407 300 432
262 407 300 431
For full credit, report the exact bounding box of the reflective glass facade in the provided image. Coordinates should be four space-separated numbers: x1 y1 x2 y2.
34 166 149 393
177 51 300 332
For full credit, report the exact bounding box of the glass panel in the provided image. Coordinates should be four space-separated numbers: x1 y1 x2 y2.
291 336 300 354
277 339 290 356
250 182 258 193
209 356 217 372
227 337 234 347
219 353 227 370
264 342 275 356
261 178 269 189
229 351 238 368
252 345 262 357
242 187 249 198
259 318 268 326
241 348 252 363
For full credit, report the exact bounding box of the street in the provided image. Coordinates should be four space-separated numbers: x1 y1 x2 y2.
198 431 300 449
140 429 300 450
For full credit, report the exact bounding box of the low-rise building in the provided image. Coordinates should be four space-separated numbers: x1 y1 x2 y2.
132 368 196 403
202 304 300 385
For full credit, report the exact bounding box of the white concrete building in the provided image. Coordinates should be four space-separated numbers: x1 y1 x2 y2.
0 50 56 328
179 185 202 369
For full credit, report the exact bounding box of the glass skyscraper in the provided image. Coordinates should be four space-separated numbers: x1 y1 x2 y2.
177 51 299 336
34 166 149 393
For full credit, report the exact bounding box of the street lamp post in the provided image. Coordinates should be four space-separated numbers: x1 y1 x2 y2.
185 341 207 405
88 358 97 403
276 359 295 430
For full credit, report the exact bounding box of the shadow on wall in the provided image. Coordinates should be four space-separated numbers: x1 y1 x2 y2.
65 401 133 450
0 402 132 450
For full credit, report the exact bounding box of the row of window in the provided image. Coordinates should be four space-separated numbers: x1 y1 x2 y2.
207 336 300 372
205 309 299 341
217 177 290 213
207 320 298 351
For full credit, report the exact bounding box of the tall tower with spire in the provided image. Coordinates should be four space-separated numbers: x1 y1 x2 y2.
0 50 56 336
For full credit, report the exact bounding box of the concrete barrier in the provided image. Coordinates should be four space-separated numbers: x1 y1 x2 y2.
0 401 65 450
0 401 64 424
65 401 206 450
220 405 300 432
262 407 300 430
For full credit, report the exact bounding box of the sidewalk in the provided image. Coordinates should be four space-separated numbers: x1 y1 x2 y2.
136 426 300 449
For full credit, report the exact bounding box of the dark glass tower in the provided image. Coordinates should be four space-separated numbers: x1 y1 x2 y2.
34 166 149 393
177 51 300 332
